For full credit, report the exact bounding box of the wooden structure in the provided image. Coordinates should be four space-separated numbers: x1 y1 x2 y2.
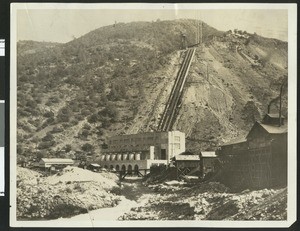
173 155 200 178
200 151 217 177
218 114 287 189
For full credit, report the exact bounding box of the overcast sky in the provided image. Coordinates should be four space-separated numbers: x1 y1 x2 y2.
17 8 288 43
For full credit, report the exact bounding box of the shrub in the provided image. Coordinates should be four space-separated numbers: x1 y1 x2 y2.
99 102 119 122
43 111 54 118
87 113 99 123
42 133 54 142
38 141 55 150
64 144 72 153
51 126 63 133
81 143 94 152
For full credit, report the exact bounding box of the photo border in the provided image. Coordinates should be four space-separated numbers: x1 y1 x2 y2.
10 2 297 228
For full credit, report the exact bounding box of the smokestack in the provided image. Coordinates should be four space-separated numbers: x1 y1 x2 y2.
278 82 285 126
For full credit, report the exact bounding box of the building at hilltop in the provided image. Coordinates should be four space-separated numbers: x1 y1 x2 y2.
99 131 185 173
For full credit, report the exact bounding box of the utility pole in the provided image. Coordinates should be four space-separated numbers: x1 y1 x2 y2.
200 21 203 46
278 79 287 126
196 20 198 45
207 63 209 81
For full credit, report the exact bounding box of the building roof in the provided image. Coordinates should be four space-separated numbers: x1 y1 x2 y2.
200 151 217 158
89 163 101 167
40 158 74 164
178 151 195 155
174 155 200 161
246 122 287 139
258 122 288 134
265 113 285 119
221 138 247 146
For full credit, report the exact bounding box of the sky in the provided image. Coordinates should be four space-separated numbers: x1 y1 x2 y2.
16 8 288 43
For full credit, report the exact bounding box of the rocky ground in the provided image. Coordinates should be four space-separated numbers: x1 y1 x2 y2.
17 166 121 220
119 181 287 221
17 167 287 221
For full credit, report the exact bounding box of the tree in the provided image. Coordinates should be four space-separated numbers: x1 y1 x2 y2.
64 144 72 153
57 106 71 122
81 143 94 152
88 113 99 123
100 102 119 122
108 82 127 101
42 133 54 142
36 151 46 160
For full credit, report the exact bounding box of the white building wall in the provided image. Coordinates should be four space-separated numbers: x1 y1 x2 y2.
167 131 185 160
102 131 185 166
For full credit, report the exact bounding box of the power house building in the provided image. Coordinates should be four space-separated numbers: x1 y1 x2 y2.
100 131 185 173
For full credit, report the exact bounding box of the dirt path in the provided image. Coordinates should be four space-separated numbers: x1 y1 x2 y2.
53 196 138 222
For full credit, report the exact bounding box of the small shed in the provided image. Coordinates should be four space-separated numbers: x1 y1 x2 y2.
39 158 74 169
200 151 218 176
173 154 201 178
173 155 200 168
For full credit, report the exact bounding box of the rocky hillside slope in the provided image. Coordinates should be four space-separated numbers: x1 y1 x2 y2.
16 19 288 161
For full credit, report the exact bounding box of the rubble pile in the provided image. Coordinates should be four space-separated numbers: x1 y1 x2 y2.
45 166 118 187
17 167 121 220
144 167 178 184
232 188 287 220
121 182 287 221
17 167 42 185
191 187 287 220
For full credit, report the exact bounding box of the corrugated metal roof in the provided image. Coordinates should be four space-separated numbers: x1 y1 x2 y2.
40 158 74 164
201 151 217 158
259 122 287 134
174 155 200 161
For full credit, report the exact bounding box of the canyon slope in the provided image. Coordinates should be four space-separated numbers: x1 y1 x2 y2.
16 19 287 160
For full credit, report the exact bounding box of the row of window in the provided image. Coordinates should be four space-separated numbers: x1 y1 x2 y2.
103 164 140 172
109 135 160 144
101 155 142 161
108 135 181 145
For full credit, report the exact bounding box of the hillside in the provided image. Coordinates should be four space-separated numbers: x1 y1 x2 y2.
16 19 288 162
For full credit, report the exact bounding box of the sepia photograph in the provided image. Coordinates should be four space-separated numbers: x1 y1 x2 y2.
10 3 297 228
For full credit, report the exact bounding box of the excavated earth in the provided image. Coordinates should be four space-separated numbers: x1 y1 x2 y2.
119 181 287 221
17 167 121 220
17 167 287 221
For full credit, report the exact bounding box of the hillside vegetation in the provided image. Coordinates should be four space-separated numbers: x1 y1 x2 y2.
16 19 287 162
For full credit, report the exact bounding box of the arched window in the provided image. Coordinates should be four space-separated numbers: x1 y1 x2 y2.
121 165 126 174
127 165 132 175
134 165 139 175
